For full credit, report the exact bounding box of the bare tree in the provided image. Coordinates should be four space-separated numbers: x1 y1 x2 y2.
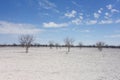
19 35 34 53
64 37 74 53
96 42 105 51
48 41 54 49
78 42 83 49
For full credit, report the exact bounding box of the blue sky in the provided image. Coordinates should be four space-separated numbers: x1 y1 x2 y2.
0 0 120 45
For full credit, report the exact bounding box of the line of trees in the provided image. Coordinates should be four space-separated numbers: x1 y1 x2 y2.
0 34 120 53
17 35 120 53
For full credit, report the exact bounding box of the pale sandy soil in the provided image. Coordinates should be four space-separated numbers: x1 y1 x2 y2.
0 47 120 80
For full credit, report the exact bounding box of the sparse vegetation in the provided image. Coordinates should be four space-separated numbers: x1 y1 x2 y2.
96 42 105 51
78 42 83 49
48 41 54 49
64 37 74 53
19 35 34 53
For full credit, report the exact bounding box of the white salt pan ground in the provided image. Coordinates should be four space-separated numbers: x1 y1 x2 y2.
0 47 120 80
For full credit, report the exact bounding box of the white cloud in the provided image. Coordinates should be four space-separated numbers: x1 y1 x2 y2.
79 16 83 20
38 0 59 13
115 19 120 23
111 9 119 13
62 5 119 26
71 16 83 25
72 18 82 25
99 20 113 24
64 10 77 18
106 4 112 10
104 12 111 19
106 4 119 13
98 8 103 14
43 22 68 28
0 21 42 34
98 10 101 14
105 12 109 16
94 13 100 19
93 8 103 19
86 20 97 25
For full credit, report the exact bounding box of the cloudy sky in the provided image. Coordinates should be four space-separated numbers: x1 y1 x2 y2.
0 0 120 45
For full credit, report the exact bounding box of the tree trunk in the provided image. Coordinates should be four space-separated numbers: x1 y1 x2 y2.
26 47 29 53
68 47 70 52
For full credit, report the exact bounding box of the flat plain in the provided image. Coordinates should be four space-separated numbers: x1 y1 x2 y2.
0 47 120 80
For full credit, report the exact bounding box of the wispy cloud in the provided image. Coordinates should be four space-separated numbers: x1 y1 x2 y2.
70 4 120 25
86 20 97 25
115 19 120 23
71 16 83 25
104 12 111 19
72 18 82 25
64 10 77 18
98 8 103 14
93 8 103 19
72 28 91 33
43 22 68 28
105 34 120 38
94 13 100 19
111 9 119 13
106 4 119 13
0 21 42 34
80 30 90 33
72 1 81 7
99 20 113 24
38 0 59 13
63 5 120 26
106 4 112 10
